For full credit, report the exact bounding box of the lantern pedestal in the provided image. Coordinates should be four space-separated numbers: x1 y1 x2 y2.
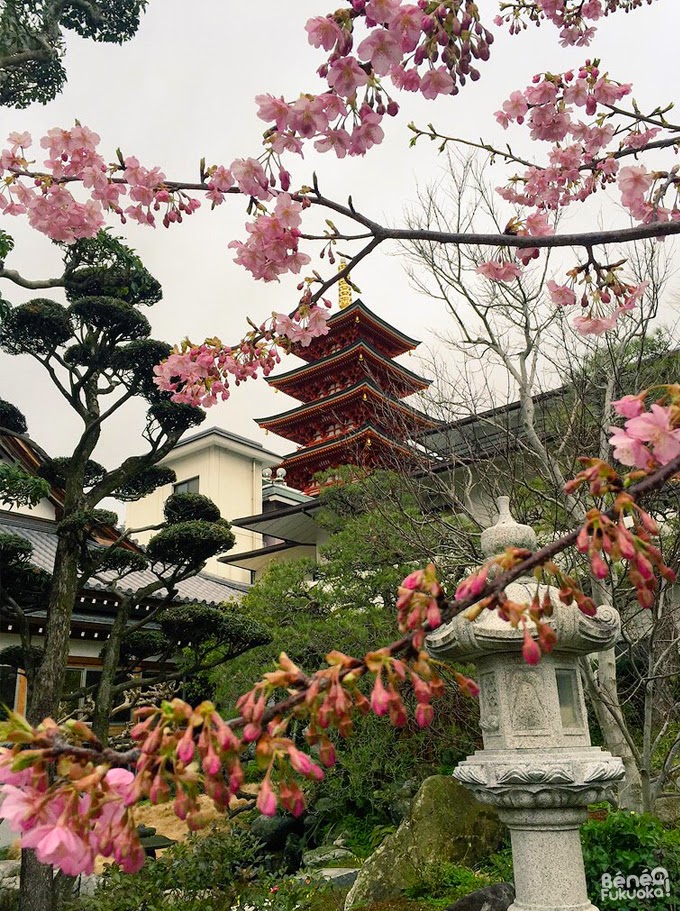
427 498 625 911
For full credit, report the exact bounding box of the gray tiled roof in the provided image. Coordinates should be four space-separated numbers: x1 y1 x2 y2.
0 514 246 605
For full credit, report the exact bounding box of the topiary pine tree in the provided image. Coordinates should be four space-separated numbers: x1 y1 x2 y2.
0 1 148 108
0 232 212 731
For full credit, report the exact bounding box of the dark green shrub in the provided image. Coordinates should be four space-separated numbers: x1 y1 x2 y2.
38 457 107 489
146 400 206 433
164 492 221 525
405 862 495 904
70 296 151 341
581 810 680 910
113 466 176 501
0 299 72 355
118 630 169 665
0 399 27 434
146 520 234 566
68 825 262 911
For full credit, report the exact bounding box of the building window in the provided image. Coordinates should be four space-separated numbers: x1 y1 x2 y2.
174 476 200 495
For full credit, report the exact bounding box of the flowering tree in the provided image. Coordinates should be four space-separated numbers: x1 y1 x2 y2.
1 0 680 908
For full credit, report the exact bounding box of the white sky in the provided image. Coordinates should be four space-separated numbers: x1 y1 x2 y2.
2 0 679 473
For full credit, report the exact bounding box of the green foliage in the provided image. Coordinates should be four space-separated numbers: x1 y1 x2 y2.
113 339 174 400
146 519 235 566
160 604 270 656
0 398 27 434
581 810 680 910
113 466 176 502
118 630 168 665
68 824 262 911
69 296 151 342
64 231 162 306
0 230 15 260
405 862 495 906
0 644 43 671
0 464 50 508
0 298 71 355
57 508 118 534
164 492 222 525
146 400 207 433
38 456 107 490
0 3 148 108
89 546 149 576
0 532 32 565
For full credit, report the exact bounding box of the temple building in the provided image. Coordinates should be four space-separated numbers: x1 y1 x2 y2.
256 277 441 495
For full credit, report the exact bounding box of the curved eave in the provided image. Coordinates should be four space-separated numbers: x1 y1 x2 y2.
256 380 443 434
280 423 416 465
290 299 420 361
267 340 432 394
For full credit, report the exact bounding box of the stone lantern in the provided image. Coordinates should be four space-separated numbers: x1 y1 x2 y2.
427 497 625 911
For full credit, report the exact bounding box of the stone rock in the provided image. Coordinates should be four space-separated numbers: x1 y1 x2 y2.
655 794 680 825
344 776 505 909
443 883 515 911
303 846 358 868
0 863 19 883
320 868 360 888
250 812 304 851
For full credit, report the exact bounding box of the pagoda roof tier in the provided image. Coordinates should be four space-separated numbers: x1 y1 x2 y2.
279 423 420 495
267 340 431 403
290 299 421 362
257 379 442 446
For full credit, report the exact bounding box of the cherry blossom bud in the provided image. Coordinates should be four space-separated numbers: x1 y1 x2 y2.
257 780 278 816
522 627 541 665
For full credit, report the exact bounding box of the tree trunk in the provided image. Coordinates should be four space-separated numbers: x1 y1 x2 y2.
92 599 130 744
582 650 643 811
21 531 84 911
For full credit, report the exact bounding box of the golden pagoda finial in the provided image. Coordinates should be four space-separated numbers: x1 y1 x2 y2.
338 260 352 310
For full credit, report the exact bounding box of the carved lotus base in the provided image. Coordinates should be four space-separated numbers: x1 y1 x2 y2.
453 746 625 810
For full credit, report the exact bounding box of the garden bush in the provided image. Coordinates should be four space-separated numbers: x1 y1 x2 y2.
581 810 680 910
68 823 334 911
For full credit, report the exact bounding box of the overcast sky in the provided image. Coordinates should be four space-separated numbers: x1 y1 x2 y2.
2 0 679 475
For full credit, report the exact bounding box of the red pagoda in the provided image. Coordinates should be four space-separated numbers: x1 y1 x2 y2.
256 279 441 495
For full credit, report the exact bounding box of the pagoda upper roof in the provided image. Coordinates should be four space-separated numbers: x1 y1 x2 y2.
279 422 418 467
267 339 432 402
256 378 442 442
289 299 421 362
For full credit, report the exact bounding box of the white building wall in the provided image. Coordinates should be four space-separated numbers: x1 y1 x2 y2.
125 431 280 585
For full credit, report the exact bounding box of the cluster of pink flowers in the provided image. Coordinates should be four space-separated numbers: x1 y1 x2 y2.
228 193 311 281
546 271 647 335
0 721 143 874
494 0 629 48
609 393 680 470
396 563 442 646
153 302 330 407
574 499 675 608
256 1 495 163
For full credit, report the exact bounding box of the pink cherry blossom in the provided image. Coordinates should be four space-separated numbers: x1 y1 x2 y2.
609 426 652 468
625 405 680 466
612 395 644 419
230 158 271 201
618 165 653 208
365 0 402 24
420 67 454 100
389 5 423 52
327 57 369 98
357 29 402 77
547 280 576 307
305 15 343 51
476 260 522 282
255 94 291 131
573 313 618 335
